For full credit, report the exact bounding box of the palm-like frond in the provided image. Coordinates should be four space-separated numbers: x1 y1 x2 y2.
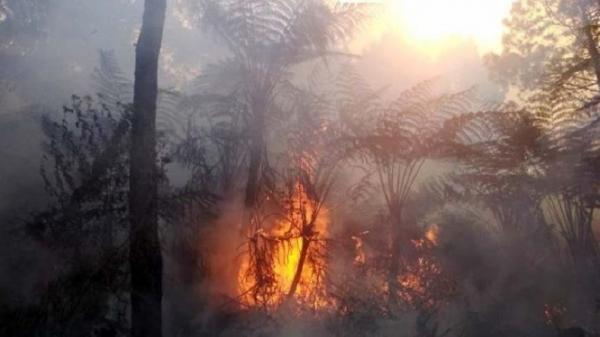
197 0 369 64
332 68 477 245
92 50 132 111
336 71 476 165
92 50 196 154
180 0 372 209
190 0 371 110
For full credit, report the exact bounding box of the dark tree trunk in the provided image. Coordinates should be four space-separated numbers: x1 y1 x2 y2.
241 95 267 241
244 132 264 209
387 208 402 306
244 96 267 210
129 1 166 337
387 205 421 308
584 23 600 90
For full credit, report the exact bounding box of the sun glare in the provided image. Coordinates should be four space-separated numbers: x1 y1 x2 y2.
359 0 515 55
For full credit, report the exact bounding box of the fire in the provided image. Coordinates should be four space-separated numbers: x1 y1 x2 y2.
394 224 453 309
352 231 369 266
396 256 445 308
237 181 331 309
425 224 439 245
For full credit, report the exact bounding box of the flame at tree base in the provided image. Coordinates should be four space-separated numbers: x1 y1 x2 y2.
237 182 332 310
234 189 452 314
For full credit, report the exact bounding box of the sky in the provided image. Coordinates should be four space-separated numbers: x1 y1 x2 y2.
341 0 516 103
350 0 515 56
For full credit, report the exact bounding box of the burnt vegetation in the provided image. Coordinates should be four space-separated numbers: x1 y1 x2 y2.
2 0 600 337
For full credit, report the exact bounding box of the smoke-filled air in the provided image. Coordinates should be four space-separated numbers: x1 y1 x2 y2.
3 0 600 337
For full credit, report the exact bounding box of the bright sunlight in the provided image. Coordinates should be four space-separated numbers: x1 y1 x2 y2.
359 0 515 54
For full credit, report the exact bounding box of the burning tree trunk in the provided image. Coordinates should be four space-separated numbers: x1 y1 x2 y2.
387 206 422 307
287 218 317 299
129 1 166 337
287 236 310 298
238 171 333 309
371 158 426 307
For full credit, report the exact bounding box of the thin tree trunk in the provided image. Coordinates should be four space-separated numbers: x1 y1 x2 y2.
241 125 264 238
287 236 311 298
244 96 267 210
387 206 420 308
584 24 600 90
129 1 166 337
387 209 402 306
242 96 267 240
244 133 264 208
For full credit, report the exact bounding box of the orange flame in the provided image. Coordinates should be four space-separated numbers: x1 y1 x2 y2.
351 235 366 266
425 224 439 246
237 182 331 309
394 224 452 309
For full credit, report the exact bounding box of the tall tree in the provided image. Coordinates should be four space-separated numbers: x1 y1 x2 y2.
337 73 473 309
487 0 600 111
129 1 166 337
185 0 368 215
487 0 600 262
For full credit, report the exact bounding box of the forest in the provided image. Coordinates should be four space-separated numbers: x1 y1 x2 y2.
1 0 600 336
